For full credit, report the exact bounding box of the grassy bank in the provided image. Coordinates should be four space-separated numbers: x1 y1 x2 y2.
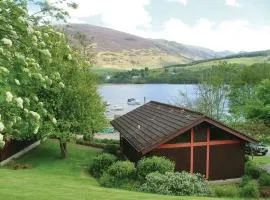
0 140 234 200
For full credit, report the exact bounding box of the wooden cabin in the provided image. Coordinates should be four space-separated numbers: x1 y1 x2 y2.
111 101 258 180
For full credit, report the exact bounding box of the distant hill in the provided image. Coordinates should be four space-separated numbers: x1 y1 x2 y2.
165 49 270 70
60 24 234 69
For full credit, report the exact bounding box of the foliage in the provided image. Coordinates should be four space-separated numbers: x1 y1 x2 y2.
0 140 217 200
242 79 270 125
139 171 211 196
176 62 232 120
212 184 239 198
83 133 92 141
137 156 175 179
244 161 262 179
0 0 107 157
239 180 260 198
259 172 270 186
92 138 120 145
229 121 270 144
228 63 270 121
103 144 119 155
100 161 136 188
0 0 61 145
89 153 117 178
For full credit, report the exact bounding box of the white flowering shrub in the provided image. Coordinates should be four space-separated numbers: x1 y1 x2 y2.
0 0 63 147
0 0 107 158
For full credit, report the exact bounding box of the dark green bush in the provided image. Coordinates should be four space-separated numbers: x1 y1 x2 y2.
213 184 239 197
139 171 211 196
89 153 117 178
240 175 252 187
103 144 119 155
93 138 119 145
259 171 270 186
239 180 259 198
137 156 175 179
100 161 136 188
244 161 262 179
83 133 92 141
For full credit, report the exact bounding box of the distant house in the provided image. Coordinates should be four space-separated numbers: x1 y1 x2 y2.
111 101 258 180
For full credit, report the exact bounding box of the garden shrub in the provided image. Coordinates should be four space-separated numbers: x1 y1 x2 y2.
139 171 211 196
240 175 252 187
239 180 260 198
137 156 175 179
89 153 117 178
83 133 92 141
244 161 262 179
100 161 136 188
213 184 239 197
103 144 119 155
259 171 270 186
93 138 119 145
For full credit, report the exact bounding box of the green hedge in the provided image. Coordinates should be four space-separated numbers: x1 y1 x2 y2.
89 153 117 178
213 184 239 198
139 171 211 196
239 180 260 198
244 161 262 179
137 156 175 179
100 161 136 188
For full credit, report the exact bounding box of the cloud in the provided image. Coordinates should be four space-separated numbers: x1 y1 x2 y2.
141 18 270 52
167 0 188 6
225 0 241 7
57 0 152 33
48 0 270 52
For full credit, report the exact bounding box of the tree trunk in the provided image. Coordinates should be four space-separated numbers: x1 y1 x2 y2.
60 142 68 159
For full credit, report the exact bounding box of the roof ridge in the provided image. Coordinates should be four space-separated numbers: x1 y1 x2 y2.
149 101 204 116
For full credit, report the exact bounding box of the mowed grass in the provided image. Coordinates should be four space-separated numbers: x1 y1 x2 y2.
0 140 242 200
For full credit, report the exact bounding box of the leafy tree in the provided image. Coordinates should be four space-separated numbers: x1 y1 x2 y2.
175 62 231 120
0 0 107 158
243 79 270 125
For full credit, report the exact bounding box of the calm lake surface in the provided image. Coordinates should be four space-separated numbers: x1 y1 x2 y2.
98 84 197 119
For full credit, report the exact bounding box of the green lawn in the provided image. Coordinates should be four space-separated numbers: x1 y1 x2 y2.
251 155 270 166
0 140 244 200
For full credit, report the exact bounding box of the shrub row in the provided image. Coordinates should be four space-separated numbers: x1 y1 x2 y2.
90 154 212 196
139 171 211 196
89 153 117 178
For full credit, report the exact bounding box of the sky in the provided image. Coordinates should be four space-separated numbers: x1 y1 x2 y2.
52 0 270 52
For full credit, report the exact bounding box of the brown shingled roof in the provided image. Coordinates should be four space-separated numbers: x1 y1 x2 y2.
111 101 258 154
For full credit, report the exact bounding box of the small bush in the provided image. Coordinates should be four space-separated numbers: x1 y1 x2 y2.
103 144 119 155
240 180 259 198
240 175 252 187
83 133 92 141
100 161 136 188
89 153 117 178
244 161 262 179
137 156 175 179
259 172 270 186
244 155 250 162
93 138 119 145
139 171 211 196
213 184 239 197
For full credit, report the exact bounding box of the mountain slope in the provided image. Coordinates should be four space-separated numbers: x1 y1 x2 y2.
61 24 233 68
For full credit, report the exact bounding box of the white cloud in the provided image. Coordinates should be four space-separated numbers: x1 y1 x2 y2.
59 0 152 33
225 0 241 7
48 0 270 52
140 18 270 52
167 0 188 6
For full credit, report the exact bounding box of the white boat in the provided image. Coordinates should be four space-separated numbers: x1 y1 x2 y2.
127 98 141 105
111 105 124 111
104 101 111 106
